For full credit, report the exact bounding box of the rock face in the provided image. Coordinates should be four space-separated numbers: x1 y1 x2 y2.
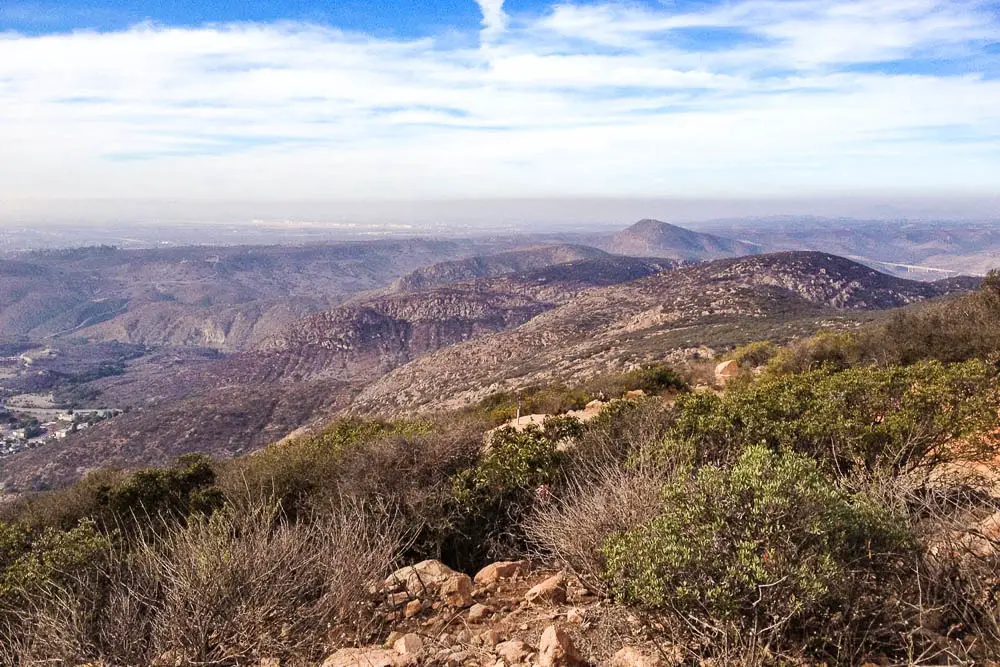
539 625 585 667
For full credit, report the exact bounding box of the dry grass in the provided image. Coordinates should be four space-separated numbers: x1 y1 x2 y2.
526 461 667 595
2 498 405 666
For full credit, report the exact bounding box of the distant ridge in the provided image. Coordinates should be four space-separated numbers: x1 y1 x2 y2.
389 244 610 292
604 219 761 261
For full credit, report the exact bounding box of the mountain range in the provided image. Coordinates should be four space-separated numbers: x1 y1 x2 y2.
0 238 976 491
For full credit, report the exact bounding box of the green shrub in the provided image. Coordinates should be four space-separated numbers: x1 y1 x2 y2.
583 363 687 399
0 518 108 600
474 385 590 425
224 418 430 515
765 331 869 375
452 425 561 512
601 445 914 645
667 360 999 474
95 453 222 525
728 341 779 368
448 425 563 568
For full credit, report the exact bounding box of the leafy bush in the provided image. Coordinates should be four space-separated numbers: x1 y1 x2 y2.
667 360 999 474
474 385 591 425
448 425 563 568
582 363 687 399
765 330 870 375
94 453 223 525
473 363 686 426
728 340 779 368
601 446 915 654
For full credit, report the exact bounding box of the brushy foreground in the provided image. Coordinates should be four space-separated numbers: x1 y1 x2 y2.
3 279 1000 665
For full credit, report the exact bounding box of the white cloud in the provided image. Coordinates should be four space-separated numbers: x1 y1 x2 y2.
0 0 998 208
476 0 508 37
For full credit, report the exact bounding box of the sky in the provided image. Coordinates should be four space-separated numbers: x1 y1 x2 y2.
1 0 999 223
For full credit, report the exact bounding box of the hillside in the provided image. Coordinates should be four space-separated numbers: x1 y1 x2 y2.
222 255 679 386
697 217 1000 278
0 240 523 351
602 219 761 261
0 251 974 492
388 244 610 292
353 252 968 413
0 255 676 490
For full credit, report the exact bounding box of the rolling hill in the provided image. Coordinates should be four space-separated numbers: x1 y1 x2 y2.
602 219 762 261
0 251 972 492
352 252 970 413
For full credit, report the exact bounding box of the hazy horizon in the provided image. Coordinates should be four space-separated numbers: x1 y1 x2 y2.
4 195 1000 232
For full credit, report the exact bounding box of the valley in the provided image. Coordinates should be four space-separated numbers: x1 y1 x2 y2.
0 219 985 491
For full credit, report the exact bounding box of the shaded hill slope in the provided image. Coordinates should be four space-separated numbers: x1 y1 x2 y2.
388 244 611 292
0 255 678 490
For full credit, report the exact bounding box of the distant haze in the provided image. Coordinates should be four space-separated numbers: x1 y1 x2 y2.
4 196 1000 231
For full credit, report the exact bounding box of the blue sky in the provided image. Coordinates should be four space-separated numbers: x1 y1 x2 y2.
1 0 999 212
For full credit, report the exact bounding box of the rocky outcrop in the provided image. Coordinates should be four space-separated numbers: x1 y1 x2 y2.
318 560 680 667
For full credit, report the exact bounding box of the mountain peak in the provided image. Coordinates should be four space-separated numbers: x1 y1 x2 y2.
604 219 760 262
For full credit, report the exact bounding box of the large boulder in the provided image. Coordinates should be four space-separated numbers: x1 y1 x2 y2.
321 648 414 667
474 560 529 585
385 559 458 598
526 571 568 605
440 572 475 608
539 625 585 667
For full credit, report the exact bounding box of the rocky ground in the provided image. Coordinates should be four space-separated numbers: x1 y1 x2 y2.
319 559 672 667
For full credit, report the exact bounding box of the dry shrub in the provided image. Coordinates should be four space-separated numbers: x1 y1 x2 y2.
525 461 666 594
142 498 403 663
3 498 404 666
900 480 1000 663
566 397 675 478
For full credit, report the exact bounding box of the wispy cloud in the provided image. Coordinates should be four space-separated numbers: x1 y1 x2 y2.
0 0 998 203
